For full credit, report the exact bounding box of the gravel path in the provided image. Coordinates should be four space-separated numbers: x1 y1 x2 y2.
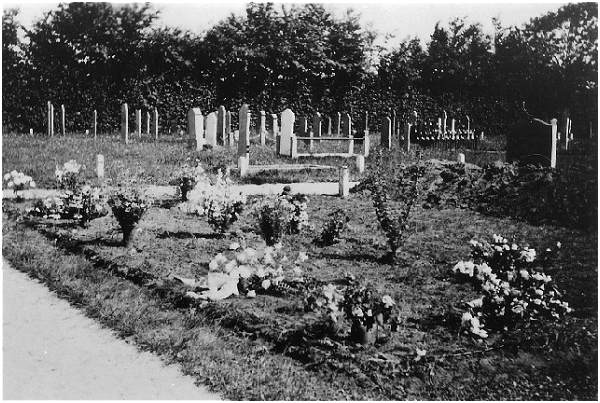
2 259 220 400
3 181 358 200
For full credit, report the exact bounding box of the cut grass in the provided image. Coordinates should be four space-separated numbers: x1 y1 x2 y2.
4 191 597 399
3 133 507 187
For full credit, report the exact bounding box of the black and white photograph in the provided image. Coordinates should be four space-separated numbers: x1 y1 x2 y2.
1 0 597 400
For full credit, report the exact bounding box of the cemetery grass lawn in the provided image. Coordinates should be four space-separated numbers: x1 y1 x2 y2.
3 193 597 400
3 133 505 188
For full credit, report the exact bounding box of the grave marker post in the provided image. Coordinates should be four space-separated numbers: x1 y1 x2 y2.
238 104 250 159
339 166 349 198
403 123 412 152
135 109 142 138
93 109 97 140
146 111 150 136
381 117 392 150
311 112 321 150
226 111 233 147
336 112 341 135
259 110 266 146
327 116 332 135
96 154 105 182
60 104 66 135
550 118 557 168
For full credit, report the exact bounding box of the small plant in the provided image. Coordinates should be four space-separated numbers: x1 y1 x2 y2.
107 187 150 246
453 234 572 338
313 209 349 246
185 169 246 234
255 191 310 246
3 170 35 200
29 185 108 226
305 282 398 345
357 152 424 261
55 159 84 191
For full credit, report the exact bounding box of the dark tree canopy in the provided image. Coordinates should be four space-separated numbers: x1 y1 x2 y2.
2 2 597 136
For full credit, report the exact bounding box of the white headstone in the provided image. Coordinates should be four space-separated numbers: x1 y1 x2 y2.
279 108 295 156
259 110 266 146
339 166 349 198
61 104 66 136
121 103 129 144
457 153 465 164
205 112 217 147
188 108 204 151
96 154 105 180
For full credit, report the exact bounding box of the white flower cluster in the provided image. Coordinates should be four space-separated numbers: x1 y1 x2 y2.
184 169 246 233
198 244 308 301
3 170 36 191
55 159 83 188
453 234 572 338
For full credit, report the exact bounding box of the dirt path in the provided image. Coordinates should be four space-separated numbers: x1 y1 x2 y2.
3 181 358 200
2 259 220 400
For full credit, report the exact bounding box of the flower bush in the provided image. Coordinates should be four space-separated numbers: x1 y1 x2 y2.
256 192 310 246
171 158 206 201
304 282 398 344
453 234 572 338
313 209 349 246
55 159 84 191
184 169 246 234
355 151 424 261
29 185 108 226
107 187 150 245
197 244 309 301
3 170 36 199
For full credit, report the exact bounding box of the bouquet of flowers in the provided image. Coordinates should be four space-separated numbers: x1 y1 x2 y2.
171 158 206 201
107 187 150 245
55 159 84 191
3 170 36 200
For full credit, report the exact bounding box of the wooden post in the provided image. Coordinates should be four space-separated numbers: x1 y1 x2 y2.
136 109 142 138
93 109 97 140
403 123 412 152
339 166 349 198
550 118 557 168
60 104 65 135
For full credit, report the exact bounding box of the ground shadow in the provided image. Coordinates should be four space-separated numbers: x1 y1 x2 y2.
156 231 224 240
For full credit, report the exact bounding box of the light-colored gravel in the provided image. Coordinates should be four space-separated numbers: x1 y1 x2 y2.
2 259 221 400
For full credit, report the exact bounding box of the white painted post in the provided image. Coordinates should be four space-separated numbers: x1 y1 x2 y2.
47 101 52 136
121 103 129 145
29 128 33 135
382 117 392 150
238 156 249 177
442 110 448 137
291 135 298 159
364 131 370 157
136 109 142 138
550 118 557 168
93 109 97 140
259 110 266 146
339 166 349 198
146 111 150 136
457 153 465 164
238 104 250 159
217 105 226 146
60 104 66 135
403 123 412 152
356 155 365 174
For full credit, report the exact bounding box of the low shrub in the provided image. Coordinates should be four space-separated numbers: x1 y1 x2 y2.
313 209 349 246
55 159 85 191
452 234 572 338
256 192 310 246
29 185 109 226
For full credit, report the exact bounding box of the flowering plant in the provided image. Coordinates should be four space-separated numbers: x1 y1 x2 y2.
3 170 36 199
453 234 571 338
196 244 308 301
313 209 349 246
55 159 84 191
107 187 151 245
171 158 206 201
255 192 310 245
184 169 246 234
29 185 108 226
304 282 398 344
